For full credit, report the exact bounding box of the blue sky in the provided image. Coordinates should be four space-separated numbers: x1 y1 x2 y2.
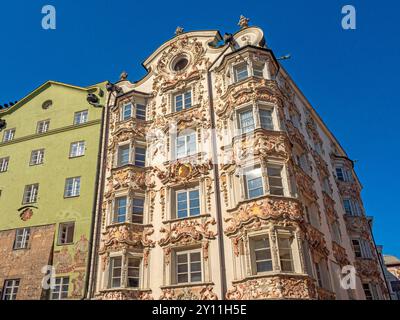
0 0 398 256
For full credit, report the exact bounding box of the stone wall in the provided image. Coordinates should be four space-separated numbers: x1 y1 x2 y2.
0 224 55 300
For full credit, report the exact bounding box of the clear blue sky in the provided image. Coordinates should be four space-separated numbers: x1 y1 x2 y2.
0 0 398 256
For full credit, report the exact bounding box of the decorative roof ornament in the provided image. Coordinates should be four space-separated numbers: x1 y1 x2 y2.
119 71 128 81
175 26 184 36
238 15 250 29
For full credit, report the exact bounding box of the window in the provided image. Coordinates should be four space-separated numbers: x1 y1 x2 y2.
70 141 85 158
0 157 9 172
363 283 379 300
58 222 75 245
135 146 146 167
2 279 19 300
74 110 88 125
252 63 264 78
14 228 30 250
331 221 342 243
175 250 202 284
50 277 69 300
174 91 192 112
278 237 294 272
176 131 196 159
136 104 146 121
132 197 144 224
352 239 362 258
23 184 39 204
176 188 200 219
3 128 15 142
234 63 248 82
336 168 345 181
343 199 362 216
30 149 45 166
245 167 264 199
122 104 132 121
173 57 189 72
109 257 122 288
353 239 373 259
127 258 141 288
315 262 323 287
64 177 80 198
114 196 127 223
267 165 284 196
37 120 50 134
251 237 273 273
259 109 274 130
238 109 255 134
117 144 130 166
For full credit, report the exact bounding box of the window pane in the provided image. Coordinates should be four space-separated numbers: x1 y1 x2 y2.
177 274 188 283
259 109 274 130
177 254 188 263
235 64 248 82
118 145 130 166
239 109 255 133
256 261 273 272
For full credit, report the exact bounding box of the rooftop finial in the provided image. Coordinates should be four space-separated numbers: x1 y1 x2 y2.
238 15 250 29
175 26 184 36
119 71 128 81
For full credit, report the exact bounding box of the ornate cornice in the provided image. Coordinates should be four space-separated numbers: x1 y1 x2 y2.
301 223 330 259
332 241 350 267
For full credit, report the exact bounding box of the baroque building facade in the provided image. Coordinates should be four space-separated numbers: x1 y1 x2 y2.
0 81 107 300
89 18 389 301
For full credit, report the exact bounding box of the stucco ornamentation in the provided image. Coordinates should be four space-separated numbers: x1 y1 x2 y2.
99 224 155 253
332 242 350 267
226 276 317 300
355 259 382 282
316 287 336 300
301 223 330 258
153 159 213 185
323 192 339 223
159 218 217 247
225 197 303 237
286 120 308 151
216 78 281 118
98 290 153 300
293 163 317 200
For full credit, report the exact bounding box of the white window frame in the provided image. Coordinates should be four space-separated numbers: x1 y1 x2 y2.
50 277 69 300
233 62 249 83
30 149 45 166
127 256 141 288
36 119 50 134
64 177 81 198
174 248 202 285
109 256 123 289
113 195 128 223
58 222 75 245
121 103 133 121
250 235 273 275
134 145 146 167
3 128 15 142
136 104 146 121
244 166 264 200
277 234 295 273
74 110 89 125
175 131 197 159
117 143 131 167
174 90 192 112
175 187 201 219
69 141 85 158
22 184 39 204
0 157 9 172
14 228 31 250
252 62 265 78
2 279 20 300
132 196 145 224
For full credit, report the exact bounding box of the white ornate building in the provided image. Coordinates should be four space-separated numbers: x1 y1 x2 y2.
88 17 389 300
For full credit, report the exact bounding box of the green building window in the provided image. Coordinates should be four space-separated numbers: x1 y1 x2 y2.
64 177 81 198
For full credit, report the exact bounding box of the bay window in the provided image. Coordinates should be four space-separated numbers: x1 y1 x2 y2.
244 166 264 199
278 236 294 272
236 104 277 135
114 196 128 223
343 198 363 216
117 144 130 166
136 104 146 121
127 258 141 288
251 236 273 273
122 103 132 121
132 197 144 224
109 257 122 288
233 63 249 82
267 165 284 196
238 109 255 134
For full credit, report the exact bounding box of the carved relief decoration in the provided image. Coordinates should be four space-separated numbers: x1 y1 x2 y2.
153 36 208 94
332 242 350 267
98 290 153 300
301 224 330 258
226 276 317 300
159 218 217 247
354 259 382 282
159 285 218 300
99 224 155 254
293 163 317 201
153 160 213 185
286 120 308 151
224 197 303 237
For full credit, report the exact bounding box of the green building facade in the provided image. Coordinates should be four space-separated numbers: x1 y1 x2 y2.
0 81 107 300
